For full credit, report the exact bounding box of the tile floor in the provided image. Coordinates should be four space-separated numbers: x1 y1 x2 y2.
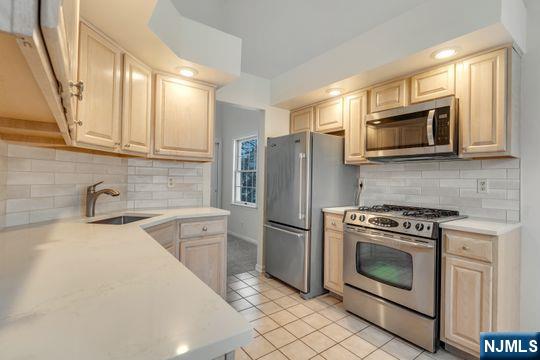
227 271 463 360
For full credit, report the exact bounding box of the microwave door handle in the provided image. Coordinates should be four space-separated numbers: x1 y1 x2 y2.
426 109 435 146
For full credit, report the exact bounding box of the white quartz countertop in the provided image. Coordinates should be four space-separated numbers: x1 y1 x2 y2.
440 218 521 236
0 208 252 360
322 206 357 215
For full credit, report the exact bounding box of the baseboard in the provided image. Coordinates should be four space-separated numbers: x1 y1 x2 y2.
227 231 258 245
255 263 265 273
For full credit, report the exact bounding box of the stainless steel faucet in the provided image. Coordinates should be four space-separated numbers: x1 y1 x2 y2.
86 181 120 217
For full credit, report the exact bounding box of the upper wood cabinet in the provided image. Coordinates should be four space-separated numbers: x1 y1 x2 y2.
75 22 122 150
40 0 80 127
154 74 215 160
343 90 368 164
314 97 344 133
121 54 152 154
457 48 507 156
370 79 408 112
411 64 455 103
290 106 314 133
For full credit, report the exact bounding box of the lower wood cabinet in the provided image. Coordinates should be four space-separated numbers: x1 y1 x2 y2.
323 212 344 296
441 228 520 356
144 221 177 257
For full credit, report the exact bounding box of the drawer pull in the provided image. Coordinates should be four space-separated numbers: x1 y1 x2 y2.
331 221 336 226
462 245 470 250
202 226 208 232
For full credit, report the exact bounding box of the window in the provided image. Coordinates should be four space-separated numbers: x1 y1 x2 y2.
233 136 258 207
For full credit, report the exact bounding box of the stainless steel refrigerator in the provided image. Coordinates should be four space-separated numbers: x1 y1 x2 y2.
264 131 356 299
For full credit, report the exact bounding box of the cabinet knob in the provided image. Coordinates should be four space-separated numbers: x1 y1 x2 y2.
124 144 131 148
74 120 83 126
202 226 208 231
462 245 469 250
331 221 336 226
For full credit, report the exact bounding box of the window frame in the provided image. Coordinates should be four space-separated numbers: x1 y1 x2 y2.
232 135 258 208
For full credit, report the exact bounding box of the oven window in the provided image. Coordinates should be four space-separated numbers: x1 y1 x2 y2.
356 242 413 290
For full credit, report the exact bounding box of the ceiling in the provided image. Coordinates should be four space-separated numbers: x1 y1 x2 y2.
171 0 429 79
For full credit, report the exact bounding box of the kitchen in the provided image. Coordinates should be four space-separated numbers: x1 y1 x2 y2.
0 1 538 359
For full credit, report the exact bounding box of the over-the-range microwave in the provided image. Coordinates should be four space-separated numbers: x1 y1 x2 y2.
365 96 458 161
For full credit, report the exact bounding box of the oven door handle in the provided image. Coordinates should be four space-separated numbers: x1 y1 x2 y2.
347 229 434 249
426 109 435 146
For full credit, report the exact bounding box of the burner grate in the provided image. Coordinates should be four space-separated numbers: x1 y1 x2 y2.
358 204 459 218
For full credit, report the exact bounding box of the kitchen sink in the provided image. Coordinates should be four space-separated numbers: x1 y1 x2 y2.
88 215 155 225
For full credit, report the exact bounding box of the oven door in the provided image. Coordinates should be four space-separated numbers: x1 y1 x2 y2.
365 96 455 159
343 225 437 317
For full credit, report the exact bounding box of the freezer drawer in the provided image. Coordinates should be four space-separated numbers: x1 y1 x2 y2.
264 223 310 292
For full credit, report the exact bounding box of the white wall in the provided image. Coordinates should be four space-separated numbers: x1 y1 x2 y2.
520 0 540 331
216 101 264 244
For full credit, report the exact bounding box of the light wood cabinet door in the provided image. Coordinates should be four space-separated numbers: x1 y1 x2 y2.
411 64 455 103
154 74 215 160
40 0 80 127
179 235 226 298
457 48 507 156
290 106 314 133
443 255 493 354
324 229 344 295
370 79 408 112
344 90 368 164
121 54 152 154
145 221 177 257
75 22 122 150
314 97 343 133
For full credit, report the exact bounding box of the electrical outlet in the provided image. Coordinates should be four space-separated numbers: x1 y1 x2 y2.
167 177 174 188
478 179 488 194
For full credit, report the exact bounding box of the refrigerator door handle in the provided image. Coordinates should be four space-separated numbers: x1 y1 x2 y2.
264 224 303 238
298 152 306 220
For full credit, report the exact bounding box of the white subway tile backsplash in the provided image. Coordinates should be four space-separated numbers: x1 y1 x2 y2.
7 172 54 185
359 159 521 222
7 158 31 171
54 173 94 185
135 167 168 176
6 197 54 212
8 144 55 160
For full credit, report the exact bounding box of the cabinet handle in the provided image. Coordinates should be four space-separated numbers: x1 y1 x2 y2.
74 120 83 126
331 221 336 226
124 144 131 148
462 245 469 250
69 81 84 101
202 226 208 232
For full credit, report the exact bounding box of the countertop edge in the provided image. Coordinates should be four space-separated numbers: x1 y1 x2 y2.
440 219 522 236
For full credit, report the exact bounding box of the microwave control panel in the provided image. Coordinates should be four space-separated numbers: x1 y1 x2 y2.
435 106 451 145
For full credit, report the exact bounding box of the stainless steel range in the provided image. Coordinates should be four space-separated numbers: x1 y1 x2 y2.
342 205 465 352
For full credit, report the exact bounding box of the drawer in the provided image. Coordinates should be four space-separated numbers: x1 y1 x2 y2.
325 213 344 232
145 221 176 248
180 219 226 239
444 230 493 263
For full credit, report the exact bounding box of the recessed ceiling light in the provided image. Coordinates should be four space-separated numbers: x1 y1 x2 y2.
326 88 343 97
432 48 457 60
178 67 198 78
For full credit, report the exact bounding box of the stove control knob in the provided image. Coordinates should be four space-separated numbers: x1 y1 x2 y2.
415 223 424 231
359 215 366 222
403 221 411 229
350 214 357 221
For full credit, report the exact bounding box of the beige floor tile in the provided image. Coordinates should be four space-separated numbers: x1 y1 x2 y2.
252 283 274 292
274 285 296 295
311 356 325 360
263 289 287 300
274 295 299 308
318 295 341 305
415 354 435 360
237 286 259 298
283 319 316 338
243 336 276 359
304 299 329 311
234 347 251 360
336 315 369 333
321 344 361 360
269 309 298 326
250 316 280 334
245 293 272 306
257 301 284 315
300 330 336 353
319 323 353 342
289 293 309 303
230 298 253 311
423 349 463 360
239 307 266 321
318 306 348 322
264 278 283 287
244 277 262 286
227 275 238 283
259 350 288 360
357 326 393 347
229 280 250 291
333 302 346 311
248 270 261 277
340 334 377 358
382 339 422 360
287 304 314 318
364 349 398 360
280 340 317 360
236 272 254 280
263 327 296 348
302 312 333 329
227 291 242 302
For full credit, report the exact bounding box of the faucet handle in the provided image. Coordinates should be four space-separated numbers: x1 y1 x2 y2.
87 181 104 192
